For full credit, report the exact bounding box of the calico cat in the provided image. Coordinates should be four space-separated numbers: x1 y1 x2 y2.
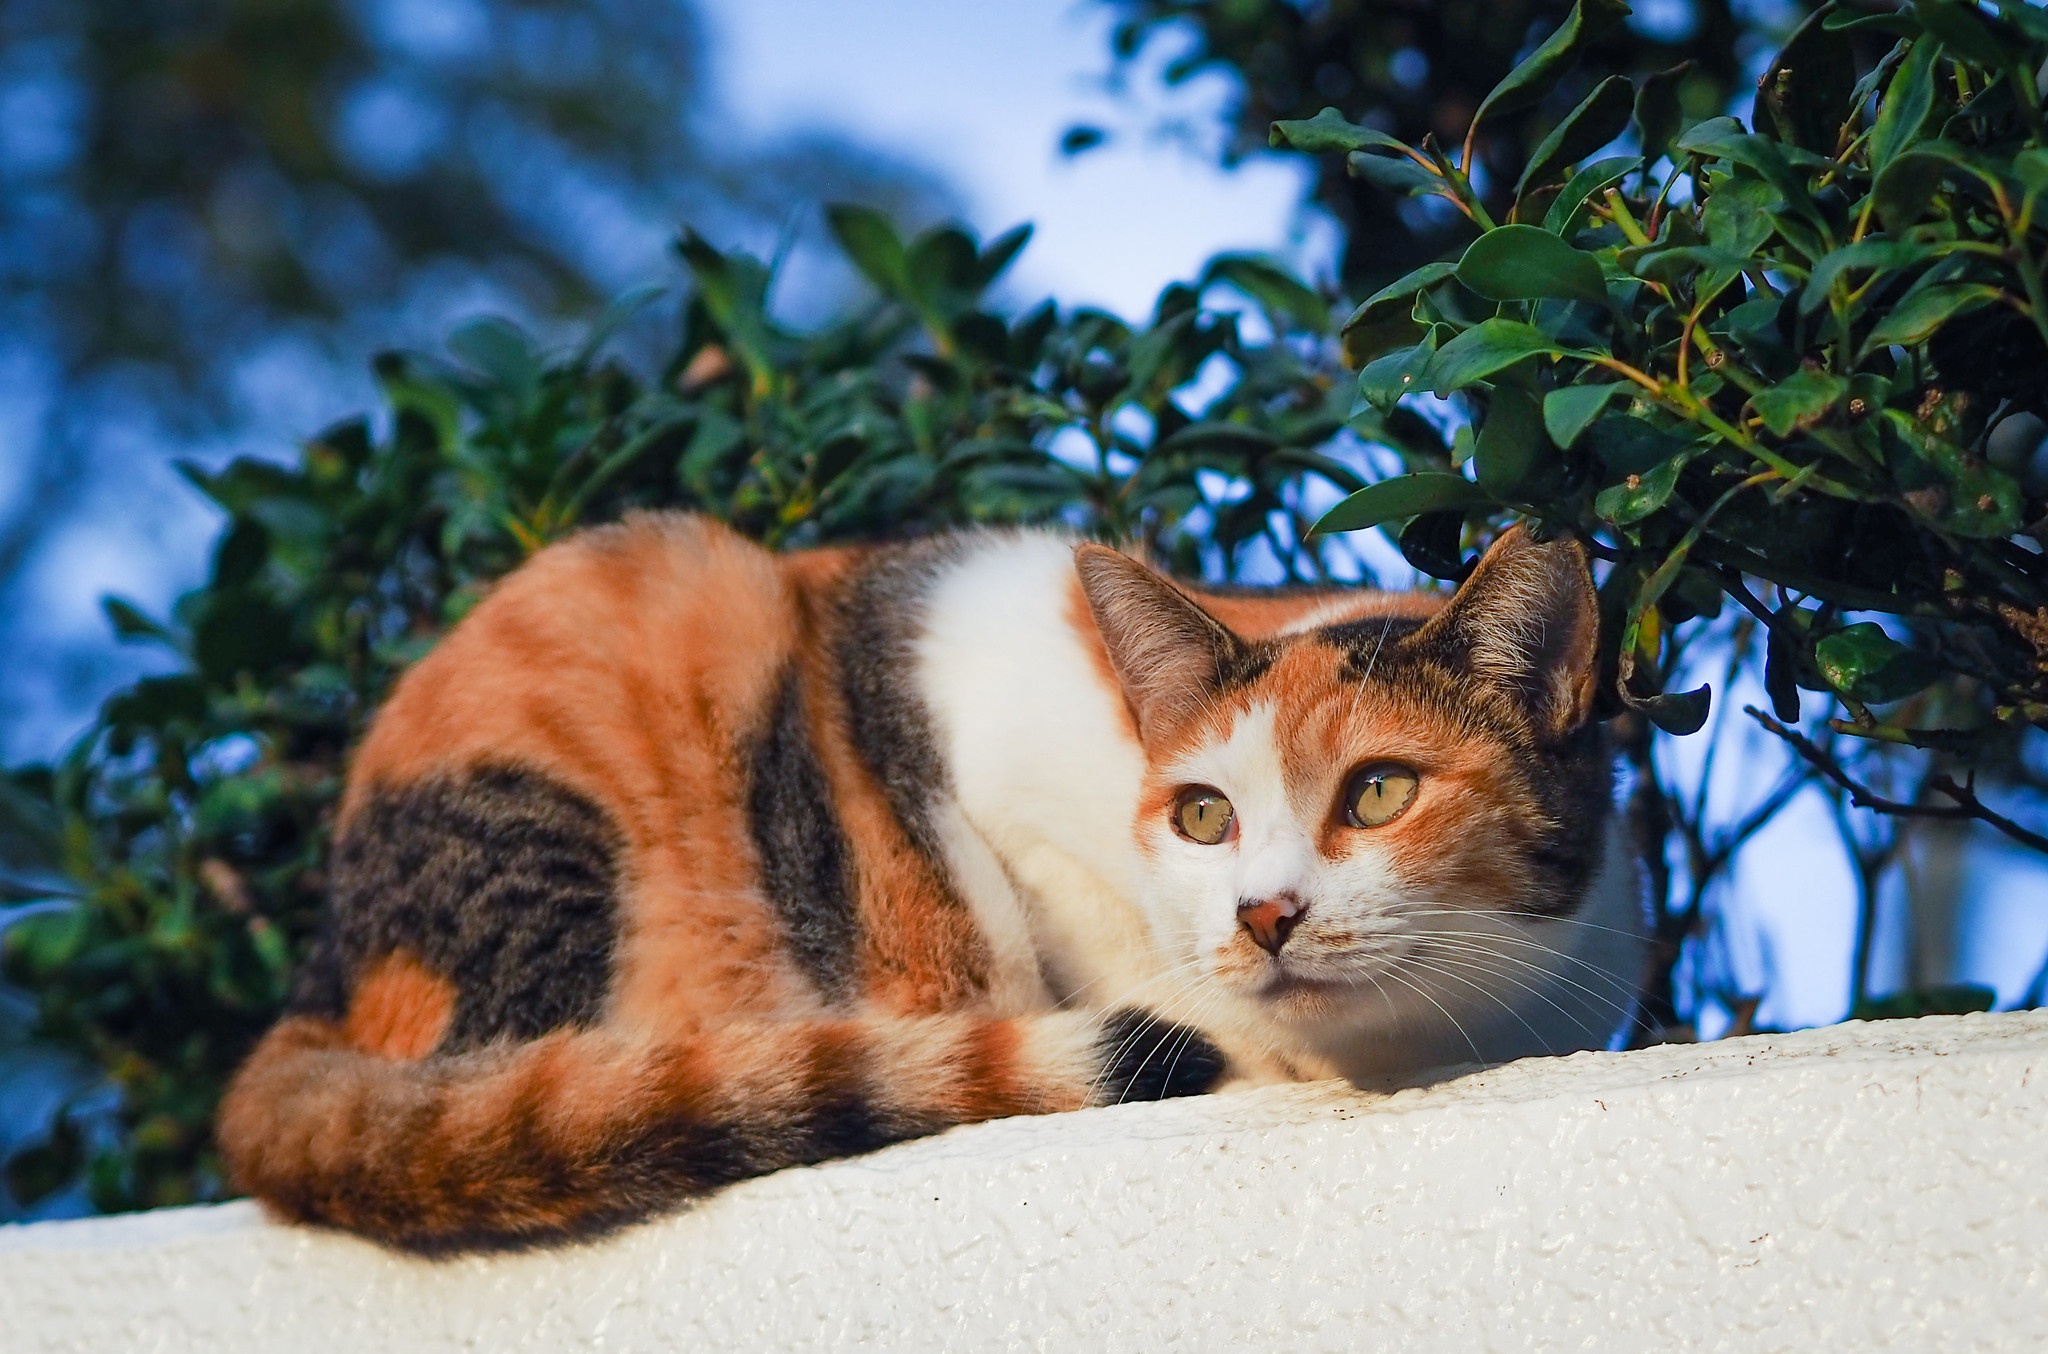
217 512 1640 1252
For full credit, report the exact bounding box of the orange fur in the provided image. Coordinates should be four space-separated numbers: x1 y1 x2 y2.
342 951 454 1060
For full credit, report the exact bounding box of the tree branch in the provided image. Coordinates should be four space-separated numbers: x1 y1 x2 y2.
1746 707 2048 856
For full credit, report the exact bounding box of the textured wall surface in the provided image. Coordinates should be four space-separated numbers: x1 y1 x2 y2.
4 1011 2045 1352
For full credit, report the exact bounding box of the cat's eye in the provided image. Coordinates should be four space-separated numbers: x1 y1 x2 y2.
1344 765 1420 828
1172 786 1235 845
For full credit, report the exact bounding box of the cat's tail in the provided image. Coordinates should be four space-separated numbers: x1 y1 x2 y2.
216 1006 1220 1252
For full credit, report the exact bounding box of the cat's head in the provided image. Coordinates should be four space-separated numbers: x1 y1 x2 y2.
1075 527 1615 1049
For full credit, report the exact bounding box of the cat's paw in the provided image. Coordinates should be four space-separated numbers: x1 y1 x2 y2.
1092 1007 1227 1104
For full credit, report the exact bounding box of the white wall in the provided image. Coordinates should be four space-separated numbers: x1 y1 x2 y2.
4 1011 2045 1352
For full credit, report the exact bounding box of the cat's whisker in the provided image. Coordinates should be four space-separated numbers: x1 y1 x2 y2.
1395 918 1645 979
1370 964 1487 1065
1403 933 1642 1004
1398 945 1619 1038
1386 948 1561 1048
1395 906 1647 943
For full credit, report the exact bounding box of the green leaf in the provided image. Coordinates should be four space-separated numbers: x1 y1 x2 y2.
1871 37 1940 171
1815 622 1942 703
191 589 296 682
1882 409 2024 537
1632 684 1714 735
1269 107 1415 157
1155 423 1282 458
573 285 665 368
1584 415 1693 474
1422 319 1570 395
1624 244 1758 311
101 597 176 647
1202 254 1327 334
1675 120 1826 229
676 231 777 378
1340 261 1454 365
1541 156 1642 236
1061 126 1106 155
102 674 206 730
1798 240 1930 314
825 203 912 298
1702 175 1779 257
907 226 981 308
446 316 540 395
1864 283 2003 351
972 224 1034 290
1456 226 1609 307
1516 76 1637 197
1765 630 1803 721
1474 382 1550 497
1752 367 1850 436
212 517 270 589
1753 6 1858 154
1875 147 1941 234
1874 140 2009 234
1914 0 2014 70
1633 64 1692 166
1398 510 1472 579
1594 452 1689 524
0 774 65 876
1348 151 1444 197
1311 472 1492 535
1356 338 1438 412
1825 9 1922 36
1542 382 1627 448
1471 0 1632 133
1996 0 2048 43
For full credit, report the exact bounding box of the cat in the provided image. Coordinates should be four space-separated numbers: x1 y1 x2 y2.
216 512 1641 1252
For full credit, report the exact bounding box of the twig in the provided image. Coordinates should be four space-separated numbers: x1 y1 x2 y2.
1746 707 2048 855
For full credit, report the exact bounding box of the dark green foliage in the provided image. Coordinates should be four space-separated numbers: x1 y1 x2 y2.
1289 1 2048 773
0 218 1367 1212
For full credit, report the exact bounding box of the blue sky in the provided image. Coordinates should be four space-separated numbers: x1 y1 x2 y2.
701 0 1332 318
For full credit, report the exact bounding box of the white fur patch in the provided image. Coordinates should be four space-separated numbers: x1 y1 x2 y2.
913 534 1160 1006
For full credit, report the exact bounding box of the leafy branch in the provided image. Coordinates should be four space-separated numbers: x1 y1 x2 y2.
1748 706 2048 855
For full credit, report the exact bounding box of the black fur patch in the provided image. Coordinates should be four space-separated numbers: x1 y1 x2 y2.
800 1090 893 1161
1319 613 1430 678
747 673 860 1001
1208 635 1278 691
1095 1007 1227 1103
834 538 962 860
292 765 621 1051
417 1115 759 1257
1515 721 1614 917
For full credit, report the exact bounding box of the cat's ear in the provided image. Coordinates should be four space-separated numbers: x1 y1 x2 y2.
1421 526 1599 741
1073 545 1252 743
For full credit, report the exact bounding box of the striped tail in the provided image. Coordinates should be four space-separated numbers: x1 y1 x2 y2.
216 1007 1223 1253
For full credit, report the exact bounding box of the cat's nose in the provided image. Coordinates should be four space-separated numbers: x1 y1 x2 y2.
1237 894 1306 955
